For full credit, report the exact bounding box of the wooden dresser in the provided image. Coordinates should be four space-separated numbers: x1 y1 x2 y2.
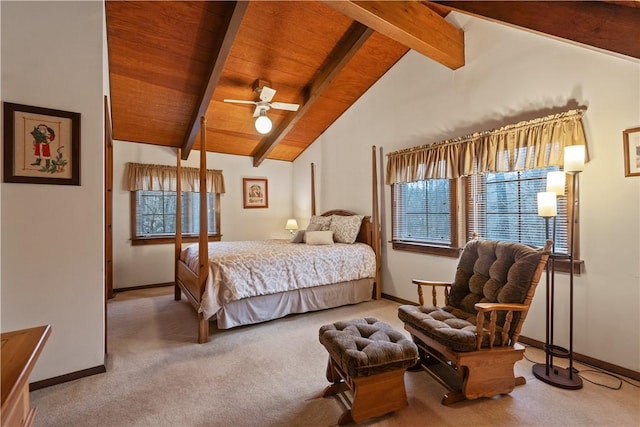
1 325 51 427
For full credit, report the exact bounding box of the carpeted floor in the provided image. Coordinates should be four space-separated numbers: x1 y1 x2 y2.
31 286 639 427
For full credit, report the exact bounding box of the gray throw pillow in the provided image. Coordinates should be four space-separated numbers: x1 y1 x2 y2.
290 230 305 243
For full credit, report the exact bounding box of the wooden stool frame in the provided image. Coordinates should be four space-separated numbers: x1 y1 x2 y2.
322 356 409 425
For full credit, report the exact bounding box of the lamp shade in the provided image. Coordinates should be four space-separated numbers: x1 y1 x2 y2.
537 192 557 217
564 145 585 172
255 113 272 134
546 171 566 196
285 219 298 231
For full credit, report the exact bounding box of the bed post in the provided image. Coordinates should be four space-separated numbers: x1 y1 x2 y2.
311 162 316 216
372 145 382 300
197 116 210 343
174 148 183 301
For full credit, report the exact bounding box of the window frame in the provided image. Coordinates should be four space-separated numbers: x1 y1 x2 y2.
390 179 460 257
390 172 583 272
130 191 221 246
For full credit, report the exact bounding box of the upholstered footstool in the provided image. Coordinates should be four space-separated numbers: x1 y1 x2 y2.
318 318 418 425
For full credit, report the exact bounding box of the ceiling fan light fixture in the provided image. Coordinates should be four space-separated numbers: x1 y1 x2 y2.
255 111 272 134
224 83 299 135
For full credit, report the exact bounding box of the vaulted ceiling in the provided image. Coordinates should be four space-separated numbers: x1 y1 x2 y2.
106 1 639 166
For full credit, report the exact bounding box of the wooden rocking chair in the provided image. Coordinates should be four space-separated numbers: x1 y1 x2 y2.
398 239 552 405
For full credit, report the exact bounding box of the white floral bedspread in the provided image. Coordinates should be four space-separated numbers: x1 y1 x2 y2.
181 239 376 319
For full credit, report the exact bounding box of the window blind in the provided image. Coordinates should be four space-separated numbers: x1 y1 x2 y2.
392 179 452 246
466 167 568 252
135 191 216 237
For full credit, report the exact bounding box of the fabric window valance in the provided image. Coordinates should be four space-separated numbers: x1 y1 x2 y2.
125 162 225 193
386 109 587 185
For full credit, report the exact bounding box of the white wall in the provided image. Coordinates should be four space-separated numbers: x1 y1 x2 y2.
293 13 640 371
1 1 105 381
112 142 293 288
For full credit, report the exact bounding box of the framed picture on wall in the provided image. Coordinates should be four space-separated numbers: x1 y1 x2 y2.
623 127 640 177
3 102 81 185
243 178 268 208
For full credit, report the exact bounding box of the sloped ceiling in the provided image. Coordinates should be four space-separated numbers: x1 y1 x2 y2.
106 1 639 166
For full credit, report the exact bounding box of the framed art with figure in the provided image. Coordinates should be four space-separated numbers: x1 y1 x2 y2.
623 127 640 177
243 178 268 208
3 102 80 185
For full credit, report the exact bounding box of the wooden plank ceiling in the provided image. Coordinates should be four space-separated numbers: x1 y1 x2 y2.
106 1 639 166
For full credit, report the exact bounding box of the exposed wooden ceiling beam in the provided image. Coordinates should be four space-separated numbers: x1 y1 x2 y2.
324 0 464 70
435 1 640 60
421 1 450 17
181 1 248 160
251 22 374 167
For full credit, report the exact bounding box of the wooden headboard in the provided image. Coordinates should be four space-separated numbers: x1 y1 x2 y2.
321 210 373 247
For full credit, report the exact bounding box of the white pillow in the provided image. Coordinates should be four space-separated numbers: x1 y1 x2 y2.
305 230 334 245
330 215 364 244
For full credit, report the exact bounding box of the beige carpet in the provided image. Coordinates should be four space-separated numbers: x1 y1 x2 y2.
31 286 639 427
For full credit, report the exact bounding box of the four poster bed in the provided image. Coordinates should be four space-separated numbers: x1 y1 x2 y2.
174 118 381 343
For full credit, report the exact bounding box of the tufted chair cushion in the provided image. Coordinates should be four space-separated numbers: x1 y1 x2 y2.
398 240 548 352
319 318 418 377
398 305 492 352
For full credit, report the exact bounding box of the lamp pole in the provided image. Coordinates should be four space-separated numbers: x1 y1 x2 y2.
567 171 579 383
532 146 584 390
535 191 556 377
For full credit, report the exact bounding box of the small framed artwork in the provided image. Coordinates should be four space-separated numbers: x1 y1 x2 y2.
623 127 640 177
243 178 268 208
3 102 81 185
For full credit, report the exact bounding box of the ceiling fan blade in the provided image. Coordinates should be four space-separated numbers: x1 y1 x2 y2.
270 102 300 112
259 86 276 102
223 99 257 105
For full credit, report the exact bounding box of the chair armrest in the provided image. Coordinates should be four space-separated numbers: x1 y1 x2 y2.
412 280 452 287
474 302 530 350
474 302 528 312
411 280 452 306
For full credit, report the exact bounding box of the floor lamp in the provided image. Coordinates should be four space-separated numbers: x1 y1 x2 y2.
532 145 584 390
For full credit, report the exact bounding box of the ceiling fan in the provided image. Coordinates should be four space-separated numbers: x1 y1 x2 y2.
223 81 300 134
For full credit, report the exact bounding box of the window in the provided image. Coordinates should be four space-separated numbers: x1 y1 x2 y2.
391 179 459 256
386 110 585 263
131 190 220 245
465 166 569 253
391 166 579 264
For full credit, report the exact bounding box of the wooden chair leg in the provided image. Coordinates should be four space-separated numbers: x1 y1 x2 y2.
458 348 524 400
323 357 350 397
337 411 354 426
325 357 342 383
442 390 466 406
322 382 350 397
